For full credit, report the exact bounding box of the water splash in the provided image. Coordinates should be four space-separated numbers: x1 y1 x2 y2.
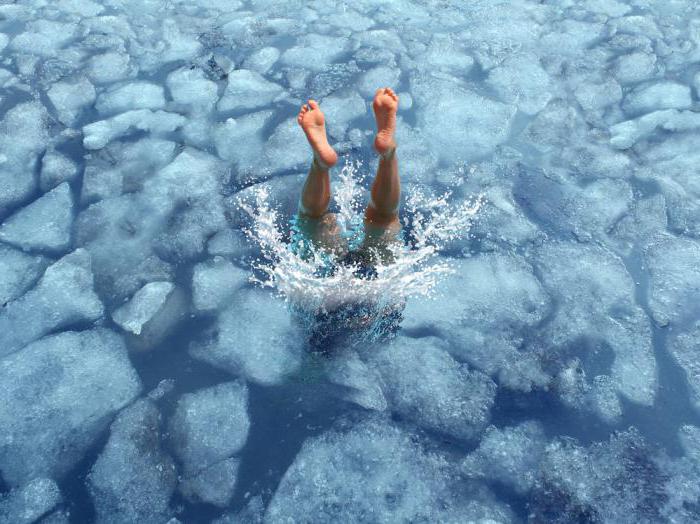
237 159 484 347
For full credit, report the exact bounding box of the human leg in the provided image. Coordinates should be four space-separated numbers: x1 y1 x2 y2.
295 100 346 256
297 99 338 218
365 87 400 228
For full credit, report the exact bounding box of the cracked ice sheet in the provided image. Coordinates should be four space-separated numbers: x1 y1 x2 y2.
1 0 700 521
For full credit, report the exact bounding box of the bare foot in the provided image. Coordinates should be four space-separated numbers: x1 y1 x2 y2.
372 87 398 156
297 99 338 168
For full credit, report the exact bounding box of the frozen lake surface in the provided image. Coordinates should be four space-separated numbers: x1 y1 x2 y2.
1 0 700 522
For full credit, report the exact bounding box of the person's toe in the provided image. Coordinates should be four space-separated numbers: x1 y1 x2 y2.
308 99 319 110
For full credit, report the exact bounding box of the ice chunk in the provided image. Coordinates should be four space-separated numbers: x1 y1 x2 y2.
40 151 79 191
80 165 123 205
532 429 668 523
87 399 176 524
660 425 700 522
323 350 387 412
514 167 633 242
266 417 514 522
611 194 668 256
523 98 585 151
613 51 657 84
0 102 48 217
411 73 516 163
534 242 656 408
54 0 104 16
75 197 174 300
402 253 550 392
10 20 77 57
179 458 240 508
46 77 96 126
242 46 280 74
328 7 374 31
358 66 401 97
263 117 310 175
368 336 496 441
461 421 547 494
0 328 141 485
213 110 274 180
190 288 302 385
76 148 223 298
486 52 552 114
539 20 605 58
83 110 186 150
86 52 131 84
153 204 228 263
583 0 631 17
610 109 700 149
280 34 350 72
622 82 692 116
573 78 622 114
192 258 248 313
0 182 74 254
0 478 62 524
214 496 264 524
668 322 700 414
420 33 474 75
217 69 284 112
645 234 700 326
112 281 186 351
0 33 8 52
207 229 251 258
169 381 249 506
0 249 104 358
95 82 166 115
694 72 700 97
320 91 366 141
135 19 202 72
166 67 218 114
0 245 48 305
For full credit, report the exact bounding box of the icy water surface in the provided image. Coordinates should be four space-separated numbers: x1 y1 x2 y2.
1 0 700 522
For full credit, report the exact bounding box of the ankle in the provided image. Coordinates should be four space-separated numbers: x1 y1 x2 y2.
312 153 329 170
378 145 396 160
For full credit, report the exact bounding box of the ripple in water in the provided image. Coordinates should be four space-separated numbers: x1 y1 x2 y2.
238 159 484 351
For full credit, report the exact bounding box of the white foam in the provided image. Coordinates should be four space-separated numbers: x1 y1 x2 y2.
238 159 483 316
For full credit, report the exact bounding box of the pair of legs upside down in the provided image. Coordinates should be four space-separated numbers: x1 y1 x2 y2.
295 87 402 265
